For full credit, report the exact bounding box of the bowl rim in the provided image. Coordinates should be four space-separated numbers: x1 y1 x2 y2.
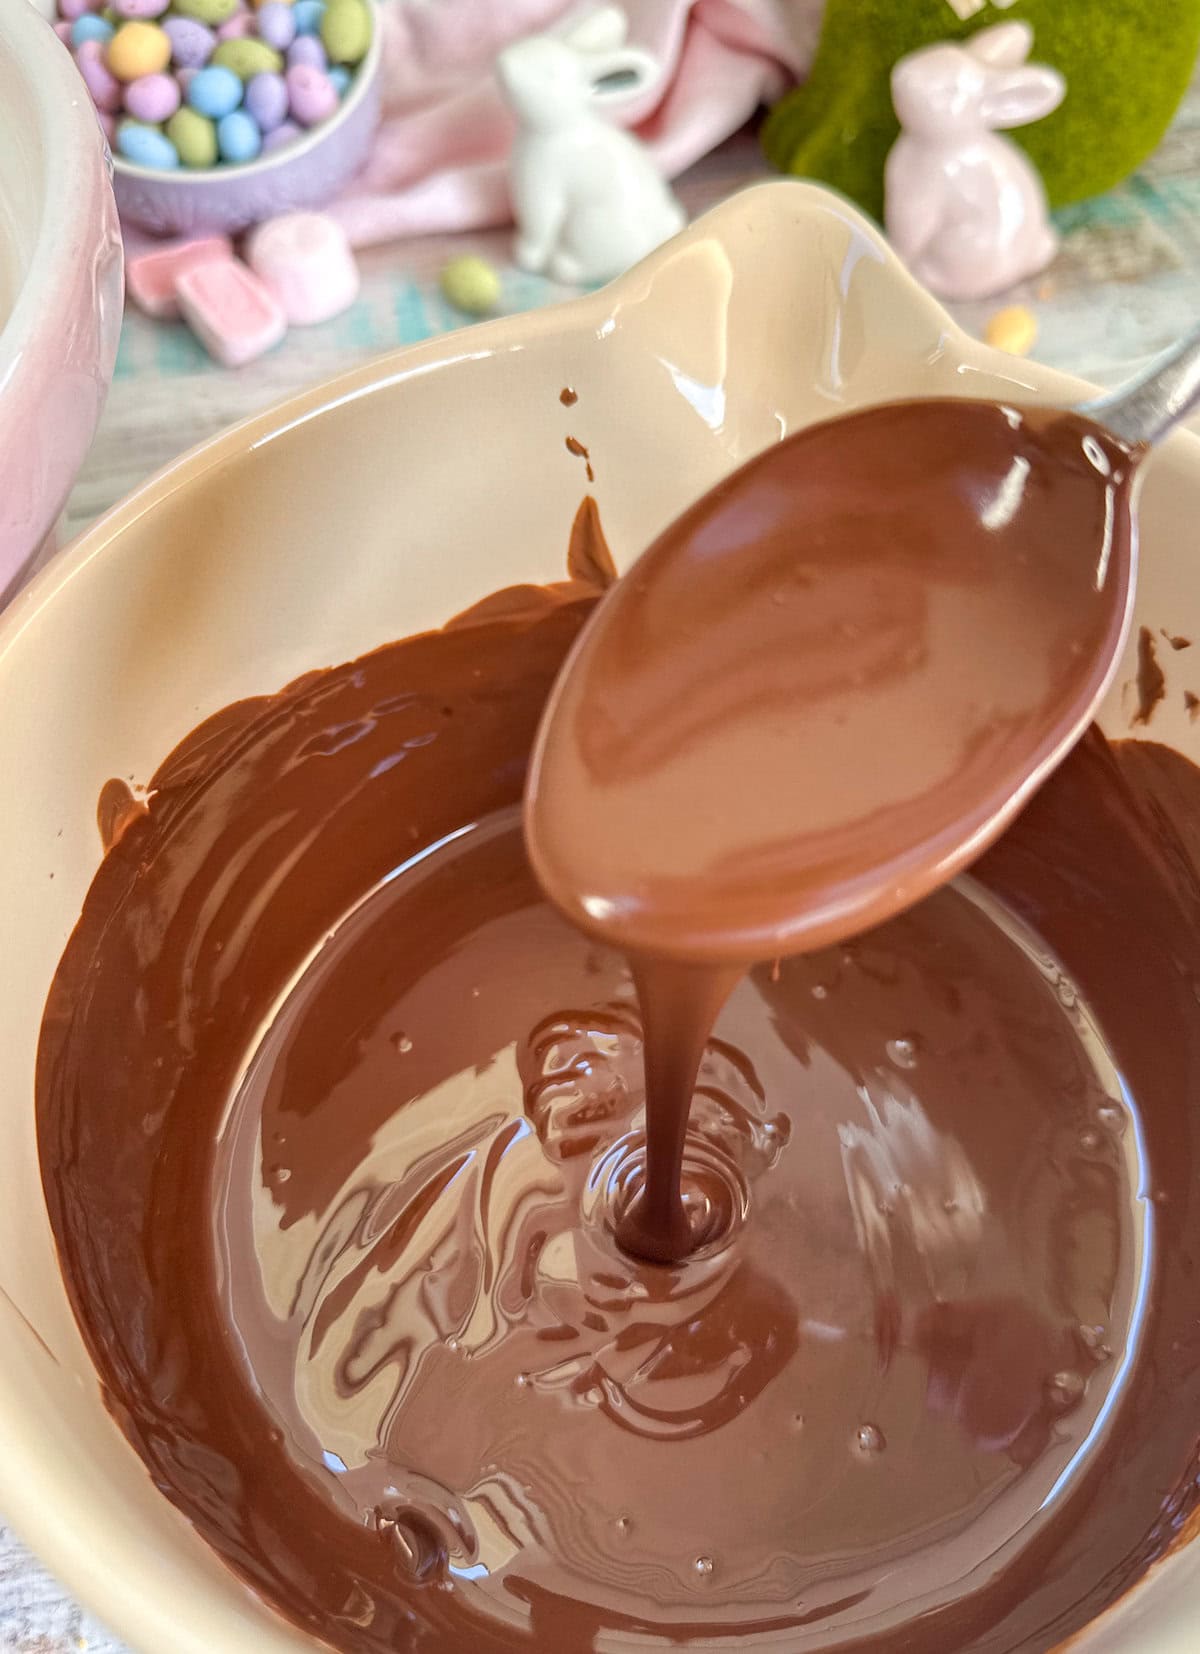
109 0 384 186
1 177 1110 659
0 5 112 387
5 179 1200 1654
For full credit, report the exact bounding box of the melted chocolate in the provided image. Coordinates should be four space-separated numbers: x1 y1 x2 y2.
527 399 1138 1262
565 435 595 484
36 553 1200 1652
564 494 615 591
1135 626 1168 725
96 776 148 853
527 402 1137 966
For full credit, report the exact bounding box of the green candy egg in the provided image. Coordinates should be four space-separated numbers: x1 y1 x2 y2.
166 106 218 168
439 254 501 317
170 0 239 25
320 0 371 65
211 37 284 79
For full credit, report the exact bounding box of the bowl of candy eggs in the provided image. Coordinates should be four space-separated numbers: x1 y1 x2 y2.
55 0 383 237
0 0 122 606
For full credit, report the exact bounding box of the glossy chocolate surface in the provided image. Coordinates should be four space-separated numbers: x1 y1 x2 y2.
37 552 1200 1653
527 401 1138 965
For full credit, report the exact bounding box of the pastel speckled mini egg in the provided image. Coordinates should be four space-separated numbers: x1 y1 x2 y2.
293 0 325 34
245 69 289 130
172 0 240 24
319 0 368 63
123 69 182 121
286 33 324 69
163 15 216 65
211 36 283 77
117 119 180 167
187 63 242 116
165 104 218 165
217 108 262 162
75 40 124 112
113 0 171 17
285 61 337 126
106 20 172 80
71 15 115 47
256 2 295 48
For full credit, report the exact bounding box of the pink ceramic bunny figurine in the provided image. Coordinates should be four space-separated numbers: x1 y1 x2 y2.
885 21 1066 302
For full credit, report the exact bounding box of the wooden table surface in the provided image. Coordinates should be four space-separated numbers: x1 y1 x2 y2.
4 87 1200 1653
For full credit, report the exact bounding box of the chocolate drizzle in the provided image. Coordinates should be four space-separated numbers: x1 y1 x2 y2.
95 777 147 853
1135 626 1168 725
564 494 615 591
564 435 595 483
527 399 1139 1264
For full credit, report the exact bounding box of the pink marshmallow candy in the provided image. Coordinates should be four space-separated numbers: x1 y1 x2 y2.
123 71 181 123
126 234 233 320
75 40 123 114
244 211 360 326
175 256 287 368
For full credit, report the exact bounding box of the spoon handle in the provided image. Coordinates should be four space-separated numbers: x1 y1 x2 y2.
1081 325 1200 449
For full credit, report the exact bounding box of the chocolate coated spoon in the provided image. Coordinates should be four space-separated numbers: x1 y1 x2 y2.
526 332 1200 969
526 333 1200 1264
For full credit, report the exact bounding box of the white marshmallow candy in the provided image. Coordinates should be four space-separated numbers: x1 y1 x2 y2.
244 210 360 326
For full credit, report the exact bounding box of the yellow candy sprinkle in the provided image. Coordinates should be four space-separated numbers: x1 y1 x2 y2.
984 304 1038 358
106 20 172 82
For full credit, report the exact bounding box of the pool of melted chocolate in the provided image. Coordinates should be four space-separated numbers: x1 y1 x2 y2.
36 513 1200 1652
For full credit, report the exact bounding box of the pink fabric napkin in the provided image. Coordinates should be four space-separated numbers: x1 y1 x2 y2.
328 0 822 249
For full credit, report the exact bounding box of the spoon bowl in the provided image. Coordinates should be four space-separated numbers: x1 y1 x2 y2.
527 398 1140 965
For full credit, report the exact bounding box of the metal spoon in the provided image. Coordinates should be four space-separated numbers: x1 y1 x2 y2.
525 330 1200 968
1083 324 1200 448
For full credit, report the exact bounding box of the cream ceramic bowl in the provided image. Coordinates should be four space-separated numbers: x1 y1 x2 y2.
0 183 1198 1653
0 0 123 605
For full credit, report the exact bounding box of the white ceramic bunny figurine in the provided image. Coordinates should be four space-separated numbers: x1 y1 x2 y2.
496 5 686 286
885 21 1066 302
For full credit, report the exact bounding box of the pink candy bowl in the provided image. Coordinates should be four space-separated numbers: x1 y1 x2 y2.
110 0 384 238
0 1 123 607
